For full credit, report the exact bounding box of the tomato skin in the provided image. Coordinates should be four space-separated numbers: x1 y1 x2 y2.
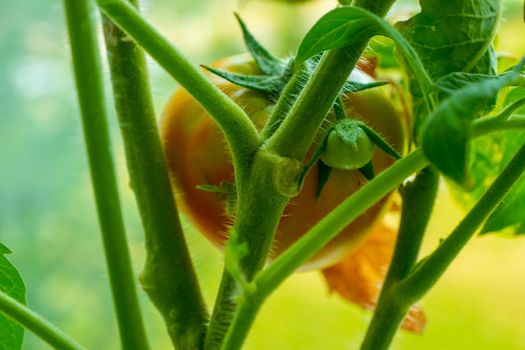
161 55 405 270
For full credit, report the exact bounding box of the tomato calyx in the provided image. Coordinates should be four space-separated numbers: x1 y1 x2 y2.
202 14 388 103
321 120 375 171
297 99 402 199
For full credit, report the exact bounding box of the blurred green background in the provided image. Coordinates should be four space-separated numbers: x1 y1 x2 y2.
1 0 525 349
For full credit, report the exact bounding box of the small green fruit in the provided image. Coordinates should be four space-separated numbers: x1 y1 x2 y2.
321 120 374 170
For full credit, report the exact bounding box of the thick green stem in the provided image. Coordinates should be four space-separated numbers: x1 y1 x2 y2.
220 150 428 350
0 291 85 350
101 2 208 348
359 167 439 350
260 63 309 139
205 2 398 348
204 151 292 350
63 1 149 349
397 140 525 302
358 294 407 350
96 0 260 180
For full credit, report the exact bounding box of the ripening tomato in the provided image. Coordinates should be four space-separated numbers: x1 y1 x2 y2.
161 55 406 270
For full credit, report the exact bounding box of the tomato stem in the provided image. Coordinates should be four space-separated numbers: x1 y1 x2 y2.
205 151 290 350
100 1 208 348
264 0 398 161
359 167 439 349
63 0 149 349
221 149 428 350
0 290 85 350
398 141 525 302
360 140 525 350
96 0 260 181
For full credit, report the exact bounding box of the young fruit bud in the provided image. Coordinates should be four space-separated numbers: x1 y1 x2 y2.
320 120 374 170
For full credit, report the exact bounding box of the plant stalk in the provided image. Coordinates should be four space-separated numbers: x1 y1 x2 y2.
206 1 398 348
265 0 397 160
359 167 439 350
0 291 85 350
101 1 208 348
221 149 428 350
397 140 525 302
63 0 149 349
360 140 525 350
96 0 260 181
204 152 291 349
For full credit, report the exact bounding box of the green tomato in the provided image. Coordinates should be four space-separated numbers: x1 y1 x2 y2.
320 120 375 170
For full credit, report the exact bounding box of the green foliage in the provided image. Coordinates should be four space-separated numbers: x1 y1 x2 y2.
447 87 525 234
396 0 499 78
0 243 26 350
396 0 500 130
295 6 433 103
420 70 520 184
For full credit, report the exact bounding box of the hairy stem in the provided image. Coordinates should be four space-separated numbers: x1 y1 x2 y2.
0 291 85 350
101 2 208 348
62 1 149 349
96 0 260 181
204 151 291 349
221 149 428 350
205 2 398 348
265 0 397 160
360 167 439 350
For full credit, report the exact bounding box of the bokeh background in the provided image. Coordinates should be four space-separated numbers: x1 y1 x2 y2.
1 0 525 349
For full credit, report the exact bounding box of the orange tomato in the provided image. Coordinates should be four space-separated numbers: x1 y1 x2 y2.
161 55 405 270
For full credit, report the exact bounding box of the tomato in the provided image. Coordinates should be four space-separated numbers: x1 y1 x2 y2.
161 55 406 270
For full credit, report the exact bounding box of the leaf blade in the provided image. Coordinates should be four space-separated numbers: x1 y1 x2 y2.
0 242 26 350
421 71 518 183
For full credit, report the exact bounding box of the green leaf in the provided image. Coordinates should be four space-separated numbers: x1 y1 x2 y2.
454 87 525 235
434 72 500 112
396 0 500 130
0 242 26 350
434 73 499 97
234 13 284 76
421 70 519 184
296 6 433 101
396 0 500 79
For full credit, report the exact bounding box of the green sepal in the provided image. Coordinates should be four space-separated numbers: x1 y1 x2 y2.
358 122 401 160
234 13 285 75
341 80 388 94
202 65 284 98
316 161 333 200
359 160 375 180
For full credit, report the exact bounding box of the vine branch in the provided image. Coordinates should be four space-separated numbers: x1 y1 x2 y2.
0 291 85 350
96 0 260 179
101 1 208 348
62 0 149 348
